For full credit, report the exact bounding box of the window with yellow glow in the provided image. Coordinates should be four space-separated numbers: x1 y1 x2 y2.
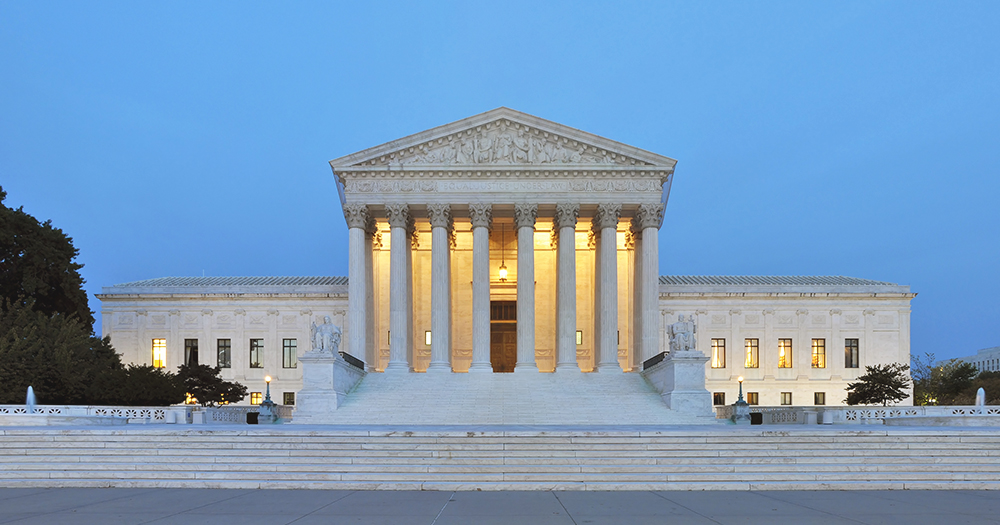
780 392 792 405
711 339 726 368
151 339 166 368
745 339 759 368
811 338 826 368
746 392 759 405
778 339 793 368
250 392 262 405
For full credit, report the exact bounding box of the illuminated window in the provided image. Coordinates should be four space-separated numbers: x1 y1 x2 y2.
576 330 583 345
744 338 759 369
151 339 166 368
713 392 726 405
217 339 231 368
711 339 726 368
425 331 432 346
249 339 264 369
780 392 792 405
184 339 199 367
250 392 262 405
811 338 826 368
747 392 759 405
282 392 295 405
814 392 826 405
845 339 859 368
778 339 793 368
282 339 297 368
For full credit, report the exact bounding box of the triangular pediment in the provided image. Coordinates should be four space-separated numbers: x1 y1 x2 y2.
330 108 677 170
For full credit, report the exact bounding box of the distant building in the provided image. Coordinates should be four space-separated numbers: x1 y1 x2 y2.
954 347 1000 373
97 108 917 413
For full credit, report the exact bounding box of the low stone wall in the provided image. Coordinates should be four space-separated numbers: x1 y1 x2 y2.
0 404 294 425
715 404 1000 425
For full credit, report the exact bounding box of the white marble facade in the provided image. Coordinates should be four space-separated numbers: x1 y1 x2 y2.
98 108 916 410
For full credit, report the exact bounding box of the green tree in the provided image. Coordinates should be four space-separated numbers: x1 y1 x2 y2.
0 186 93 325
0 299 122 405
176 363 248 407
912 353 978 405
846 363 911 406
110 365 187 406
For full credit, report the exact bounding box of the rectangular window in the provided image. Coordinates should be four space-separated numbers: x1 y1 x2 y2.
425 331 432 346
711 339 726 368
744 338 759 369
778 339 793 368
747 392 759 405
814 392 826 405
283 392 295 405
249 339 264 369
184 339 199 367
217 339 231 368
781 392 792 405
151 339 166 369
250 392 262 405
576 330 583 346
282 339 297 369
713 392 726 406
845 338 859 368
811 338 826 368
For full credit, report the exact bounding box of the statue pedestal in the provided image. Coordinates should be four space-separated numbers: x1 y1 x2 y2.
642 350 713 418
293 351 366 424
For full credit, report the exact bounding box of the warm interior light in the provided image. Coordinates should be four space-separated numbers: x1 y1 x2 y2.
425 330 432 346
265 375 272 384
498 223 507 281
498 264 508 282
738 376 744 383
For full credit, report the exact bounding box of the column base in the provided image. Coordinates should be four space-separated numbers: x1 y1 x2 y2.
425 362 452 373
595 363 622 372
467 363 493 373
514 364 539 373
384 362 409 373
555 363 580 372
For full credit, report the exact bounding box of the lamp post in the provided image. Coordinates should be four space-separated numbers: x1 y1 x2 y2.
259 375 278 424
731 375 751 425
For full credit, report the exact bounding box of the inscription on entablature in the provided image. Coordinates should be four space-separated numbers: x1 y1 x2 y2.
346 179 660 194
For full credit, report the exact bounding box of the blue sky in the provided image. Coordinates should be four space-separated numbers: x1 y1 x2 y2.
2 2 997 361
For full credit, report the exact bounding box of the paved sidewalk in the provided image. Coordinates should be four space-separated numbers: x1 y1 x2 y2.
1 488 1000 524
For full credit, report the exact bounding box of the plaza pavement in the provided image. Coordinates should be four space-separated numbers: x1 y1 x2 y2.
1 488 999 524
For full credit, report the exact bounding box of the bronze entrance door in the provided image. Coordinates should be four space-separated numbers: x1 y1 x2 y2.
490 301 516 373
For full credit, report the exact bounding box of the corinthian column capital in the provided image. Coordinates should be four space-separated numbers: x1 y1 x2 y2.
469 202 493 230
514 203 538 230
636 203 665 230
593 203 621 231
343 203 370 230
554 203 579 230
385 203 410 228
427 204 452 229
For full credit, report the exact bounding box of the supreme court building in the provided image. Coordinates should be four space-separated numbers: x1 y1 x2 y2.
98 108 916 416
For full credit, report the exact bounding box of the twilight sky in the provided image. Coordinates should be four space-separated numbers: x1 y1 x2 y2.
2 2 998 361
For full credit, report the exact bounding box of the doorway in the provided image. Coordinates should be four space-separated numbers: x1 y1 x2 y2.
490 301 516 373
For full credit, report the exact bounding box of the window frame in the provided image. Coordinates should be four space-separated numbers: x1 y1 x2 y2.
814 392 826 405
845 338 860 368
184 338 199 367
712 392 726 406
811 338 826 369
744 338 759 369
151 338 166 369
711 338 726 368
249 339 264 369
217 339 231 369
282 392 295 405
250 392 262 405
780 392 793 405
746 392 759 406
778 338 793 368
282 338 298 369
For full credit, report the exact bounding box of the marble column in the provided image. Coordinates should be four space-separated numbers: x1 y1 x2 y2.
426 204 452 373
384 203 410 373
468 203 493 373
343 204 370 362
514 203 538 372
364 215 377 370
594 203 621 372
630 218 642 372
554 203 580 372
637 203 664 366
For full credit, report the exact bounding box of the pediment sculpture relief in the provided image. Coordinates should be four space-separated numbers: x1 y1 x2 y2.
356 120 649 167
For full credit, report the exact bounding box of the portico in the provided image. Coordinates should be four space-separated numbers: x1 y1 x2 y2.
332 108 675 374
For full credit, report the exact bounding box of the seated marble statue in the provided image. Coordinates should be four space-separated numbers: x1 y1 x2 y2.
667 314 697 353
310 315 342 354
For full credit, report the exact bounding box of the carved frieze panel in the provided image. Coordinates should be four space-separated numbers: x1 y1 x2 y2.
216 314 233 327
150 314 166 326
811 315 826 326
744 314 760 324
778 315 793 325
182 314 198 327
844 315 860 325
282 315 297 326
249 315 265 326
116 314 135 328
711 315 726 325
353 119 650 167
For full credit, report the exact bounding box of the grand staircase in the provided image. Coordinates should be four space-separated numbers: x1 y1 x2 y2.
317 371 713 425
2 426 1000 490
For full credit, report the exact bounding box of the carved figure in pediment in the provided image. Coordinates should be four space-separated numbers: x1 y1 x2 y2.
512 130 530 163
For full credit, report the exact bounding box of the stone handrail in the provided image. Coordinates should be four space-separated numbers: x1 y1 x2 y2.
0 404 295 424
714 404 1000 424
